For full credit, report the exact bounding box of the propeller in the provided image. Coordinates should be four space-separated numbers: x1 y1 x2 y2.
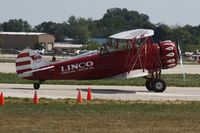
174 32 186 79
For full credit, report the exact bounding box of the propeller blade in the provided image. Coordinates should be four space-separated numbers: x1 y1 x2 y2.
174 32 185 79
174 32 181 59
178 44 186 79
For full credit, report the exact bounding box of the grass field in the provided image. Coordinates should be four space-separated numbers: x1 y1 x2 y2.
1 73 200 87
0 59 15 63
0 98 200 133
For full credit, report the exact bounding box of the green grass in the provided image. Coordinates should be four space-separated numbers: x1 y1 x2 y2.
0 59 15 63
1 73 200 87
0 98 200 133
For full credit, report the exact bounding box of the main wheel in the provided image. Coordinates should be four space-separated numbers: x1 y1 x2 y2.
145 79 153 91
151 79 166 92
33 83 40 90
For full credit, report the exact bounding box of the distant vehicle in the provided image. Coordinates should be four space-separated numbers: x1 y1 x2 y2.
16 29 178 92
183 50 200 63
75 50 87 55
35 49 45 55
74 50 80 55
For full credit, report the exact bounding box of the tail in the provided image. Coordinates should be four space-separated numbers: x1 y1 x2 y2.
16 49 50 78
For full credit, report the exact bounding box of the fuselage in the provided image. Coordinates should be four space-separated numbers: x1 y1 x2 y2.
25 40 178 81
15 29 179 92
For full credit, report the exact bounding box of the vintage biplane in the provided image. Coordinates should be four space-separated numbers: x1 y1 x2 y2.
16 29 178 92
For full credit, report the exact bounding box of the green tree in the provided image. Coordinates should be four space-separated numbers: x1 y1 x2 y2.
31 7 200 51
182 25 200 44
34 21 69 42
84 41 99 50
154 23 173 42
2 19 32 32
93 8 155 37
67 16 91 43
0 23 3 31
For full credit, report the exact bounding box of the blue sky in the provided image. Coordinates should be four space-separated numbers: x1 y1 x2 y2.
0 0 199 26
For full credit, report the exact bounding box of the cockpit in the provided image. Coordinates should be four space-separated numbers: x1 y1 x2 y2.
99 37 149 56
99 39 132 55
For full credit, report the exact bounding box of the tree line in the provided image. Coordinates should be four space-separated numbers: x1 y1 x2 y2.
0 8 200 51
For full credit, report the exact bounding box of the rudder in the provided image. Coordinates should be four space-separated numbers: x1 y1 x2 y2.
16 49 50 78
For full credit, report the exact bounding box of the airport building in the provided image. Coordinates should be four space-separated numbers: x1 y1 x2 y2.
53 43 83 55
0 32 55 51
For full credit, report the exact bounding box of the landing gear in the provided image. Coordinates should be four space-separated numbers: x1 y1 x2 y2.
33 83 40 90
151 79 166 92
33 80 45 90
145 78 166 92
145 70 166 92
145 79 153 91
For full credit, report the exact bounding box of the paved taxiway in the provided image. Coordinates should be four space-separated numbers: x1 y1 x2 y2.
0 84 200 101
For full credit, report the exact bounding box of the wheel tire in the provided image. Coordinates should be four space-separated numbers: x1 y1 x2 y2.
145 79 153 91
33 83 40 90
151 79 166 92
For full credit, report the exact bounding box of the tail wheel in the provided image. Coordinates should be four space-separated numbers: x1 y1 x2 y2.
145 79 153 91
151 79 166 92
33 83 40 90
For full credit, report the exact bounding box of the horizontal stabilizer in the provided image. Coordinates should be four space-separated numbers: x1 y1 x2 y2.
23 66 55 74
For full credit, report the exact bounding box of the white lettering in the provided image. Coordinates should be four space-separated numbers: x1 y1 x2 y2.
67 65 71 71
86 61 94 67
61 66 64 72
71 64 79 70
79 62 85 68
61 61 94 74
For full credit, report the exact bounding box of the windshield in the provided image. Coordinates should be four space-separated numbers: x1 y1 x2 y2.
107 39 132 51
135 37 147 47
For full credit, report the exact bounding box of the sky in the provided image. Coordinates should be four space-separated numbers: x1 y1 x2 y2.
0 0 199 26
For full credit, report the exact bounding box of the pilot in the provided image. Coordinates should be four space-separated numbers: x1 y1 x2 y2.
52 55 56 62
99 43 109 55
136 38 147 46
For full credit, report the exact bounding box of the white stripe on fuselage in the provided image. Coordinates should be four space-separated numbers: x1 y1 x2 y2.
16 57 31 63
16 64 31 71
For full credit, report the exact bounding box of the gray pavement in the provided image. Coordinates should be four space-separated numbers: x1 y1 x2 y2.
0 63 16 73
0 84 200 101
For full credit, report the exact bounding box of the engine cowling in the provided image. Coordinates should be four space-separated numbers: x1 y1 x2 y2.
159 40 178 69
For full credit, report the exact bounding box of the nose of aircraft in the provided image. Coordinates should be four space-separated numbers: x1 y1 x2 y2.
159 40 178 69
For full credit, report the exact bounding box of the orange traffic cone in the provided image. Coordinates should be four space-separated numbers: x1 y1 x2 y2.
77 89 83 103
33 91 39 105
87 87 92 101
0 92 5 106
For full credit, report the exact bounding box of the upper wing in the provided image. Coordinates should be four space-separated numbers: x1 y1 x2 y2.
109 29 154 40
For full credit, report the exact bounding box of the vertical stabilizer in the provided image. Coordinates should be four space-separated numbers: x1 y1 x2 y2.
16 49 50 78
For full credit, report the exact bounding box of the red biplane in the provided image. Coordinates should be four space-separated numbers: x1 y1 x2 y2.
16 29 178 92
